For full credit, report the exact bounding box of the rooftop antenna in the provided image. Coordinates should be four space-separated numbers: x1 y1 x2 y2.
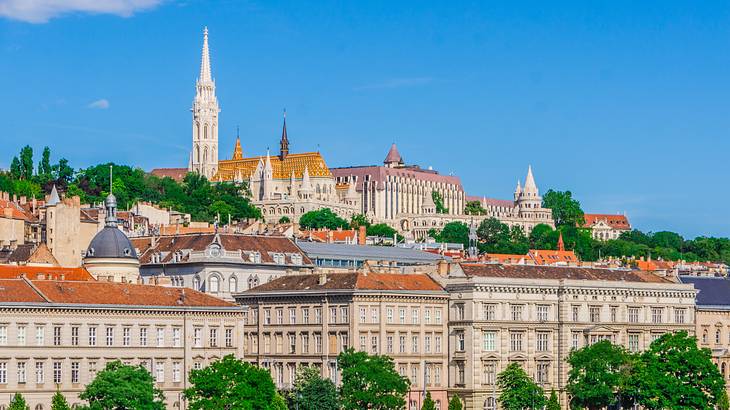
109 165 113 195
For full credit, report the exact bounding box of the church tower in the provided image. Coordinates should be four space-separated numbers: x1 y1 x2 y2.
189 27 220 179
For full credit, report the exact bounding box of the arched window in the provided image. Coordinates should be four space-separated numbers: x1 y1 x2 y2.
209 276 220 293
195 121 200 139
248 275 259 289
36 405 44 410
229 276 237 293
717 329 722 344
484 397 496 410
722 362 727 377
193 275 201 290
204 124 208 139
204 146 209 163
195 145 200 163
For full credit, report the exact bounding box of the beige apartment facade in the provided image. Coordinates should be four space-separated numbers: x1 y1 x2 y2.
440 263 696 410
235 271 451 410
0 278 244 409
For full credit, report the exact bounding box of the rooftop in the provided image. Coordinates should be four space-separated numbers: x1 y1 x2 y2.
296 241 447 265
679 275 730 307
243 271 445 294
0 265 94 281
459 263 672 283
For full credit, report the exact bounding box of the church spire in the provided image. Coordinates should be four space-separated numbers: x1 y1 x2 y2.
523 165 538 195
279 109 289 161
557 231 565 252
199 26 212 83
232 127 243 160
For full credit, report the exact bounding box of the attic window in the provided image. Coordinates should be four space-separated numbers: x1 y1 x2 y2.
123 248 132 256
87 248 95 257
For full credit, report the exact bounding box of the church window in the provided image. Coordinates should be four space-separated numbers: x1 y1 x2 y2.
204 124 208 139
204 146 209 163
195 145 200 163
193 276 201 290
229 276 237 293
209 276 220 293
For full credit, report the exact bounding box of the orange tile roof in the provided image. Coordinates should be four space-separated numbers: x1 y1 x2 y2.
636 260 675 271
214 152 332 181
484 253 529 264
0 265 94 281
0 198 32 221
460 263 671 283
301 229 357 243
158 225 216 235
0 280 47 303
583 214 631 230
528 249 579 265
245 272 445 293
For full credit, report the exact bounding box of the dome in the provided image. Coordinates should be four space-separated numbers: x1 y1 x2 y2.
85 227 138 259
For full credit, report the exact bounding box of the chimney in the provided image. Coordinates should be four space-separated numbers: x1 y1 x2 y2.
318 273 327 285
437 259 450 277
327 230 334 243
19 196 26 204
358 225 366 245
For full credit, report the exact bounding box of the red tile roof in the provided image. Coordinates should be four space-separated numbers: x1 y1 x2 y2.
528 249 579 265
0 279 236 307
0 198 33 221
465 196 515 209
460 263 671 283
583 214 631 230
245 272 444 293
0 265 94 281
301 229 357 243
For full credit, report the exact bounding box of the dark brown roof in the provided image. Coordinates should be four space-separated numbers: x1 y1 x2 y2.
0 279 236 307
132 233 312 265
246 272 444 293
459 263 671 283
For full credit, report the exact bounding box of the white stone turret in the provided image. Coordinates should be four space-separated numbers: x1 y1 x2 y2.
422 190 436 214
516 165 542 211
513 180 522 202
189 27 220 179
300 166 313 199
289 170 297 199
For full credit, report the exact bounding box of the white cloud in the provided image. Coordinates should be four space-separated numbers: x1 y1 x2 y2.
355 77 433 91
87 98 109 109
0 0 164 24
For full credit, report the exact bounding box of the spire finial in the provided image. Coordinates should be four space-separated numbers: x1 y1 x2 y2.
199 26 212 83
279 110 290 160
109 164 113 195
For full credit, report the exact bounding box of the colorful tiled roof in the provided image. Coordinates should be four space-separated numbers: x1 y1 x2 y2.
583 214 631 230
245 272 445 293
528 249 579 265
460 263 671 283
214 152 332 181
0 265 94 281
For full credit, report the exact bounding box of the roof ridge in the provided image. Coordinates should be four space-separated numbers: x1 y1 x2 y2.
21 277 51 303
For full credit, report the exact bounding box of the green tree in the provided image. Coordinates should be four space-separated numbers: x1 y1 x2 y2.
338 348 410 410
447 396 463 410
350 213 370 229
464 200 486 215
421 391 436 410
546 390 560 410
79 360 165 410
272 392 288 410
431 221 469 247
10 156 21 179
290 366 338 410
719 390 730 410
477 217 509 245
432 191 449 214
567 340 631 410
209 200 234 221
279 216 291 224
631 331 726 410
51 389 71 410
184 355 276 410
496 362 545 409
52 158 74 186
542 189 584 227
299 208 349 230
38 146 52 179
8 393 28 410
19 145 34 180
367 223 398 238
529 223 557 249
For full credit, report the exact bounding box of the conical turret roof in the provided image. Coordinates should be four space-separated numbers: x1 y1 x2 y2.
383 143 403 165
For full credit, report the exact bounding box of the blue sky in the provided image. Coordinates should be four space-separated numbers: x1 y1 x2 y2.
1 0 729 237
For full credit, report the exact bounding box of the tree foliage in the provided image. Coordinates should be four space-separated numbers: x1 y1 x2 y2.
8 393 28 410
289 366 338 410
432 191 449 214
496 362 545 410
350 213 370 229
184 355 277 410
630 331 726 410
299 208 349 230
421 391 436 410
476 218 529 254
464 200 487 215
51 389 71 410
447 396 463 410
78 360 165 410
338 348 410 410
567 340 631 410
367 223 402 241
542 189 584 227
429 221 469 247
546 390 560 410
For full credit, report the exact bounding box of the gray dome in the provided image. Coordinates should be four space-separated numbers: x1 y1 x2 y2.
85 227 138 259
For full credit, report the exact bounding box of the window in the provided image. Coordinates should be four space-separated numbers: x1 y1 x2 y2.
17 325 26 345
484 304 496 320
303 308 310 324
169 327 179 347
289 308 297 324
341 307 349 322
572 305 580 322
273 309 282 325
610 306 618 322
434 365 441 386
17 362 26 384
590 306 601 323
628 307 640 323
675 308 686 324
572 332 581 350
511 304 523 321
88 362 97 379
106 327 114 346
628 334 640 352
315 333 322 353
371 335 378 353
71 362 79 384
425 335 432 353
155 361 164 383
301 333 309 353
359 335 367 351
36 325 44 346
53 361 62 384
0 362 6 384
455 304 465 321
157 327 165 347
651 308 664 324
330 307 337 323
435 335 442 353
52 326 61 346
387 335 394 353
483 331 496 351
484 397 497 410
172 362 181 383
536 362 549 384
0 326 7 346
88 327 96 346
36 361 44 384
435 308 442 324
412 335 419 353
424 308 431 324
194 328 202 347
370 308 379 323
387 308 394 323
537 332 549 352
399 335 406 353
456 331 465 352
288 333 296 353
411 365 418 386
412 308 420 324
483 361 496 385
193 361 202 370
457 362 465 385
121 327 131 346
537 305 549 321
717 329 722 344
140 327 148 346
209 276 219 293
341 333 349 351
209 328 218 347
229 276 237 293
315 308 322 324
360 307 366 323
225 328 233 348
510 332 523 352
264 309 272 325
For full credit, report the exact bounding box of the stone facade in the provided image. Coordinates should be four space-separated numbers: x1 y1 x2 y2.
438 263 696 409
0 278 244 410
235 271 451 410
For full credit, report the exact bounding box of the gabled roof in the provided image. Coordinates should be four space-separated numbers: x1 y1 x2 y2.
679 276 730 307
244 272 444 294
528 249 579 265
459 263 671 283
215 152 332 181
583 214 631 230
